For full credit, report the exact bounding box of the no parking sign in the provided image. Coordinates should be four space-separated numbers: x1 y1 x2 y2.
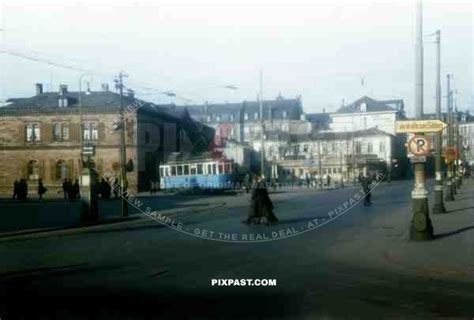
407 135 430 156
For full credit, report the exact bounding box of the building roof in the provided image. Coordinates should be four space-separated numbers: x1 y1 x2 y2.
175 96 303 122
335 96 398 114
5 91 138 109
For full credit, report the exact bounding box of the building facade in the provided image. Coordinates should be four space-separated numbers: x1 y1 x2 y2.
0 84 213 195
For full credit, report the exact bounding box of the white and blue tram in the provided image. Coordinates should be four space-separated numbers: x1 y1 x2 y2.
159 157 236 190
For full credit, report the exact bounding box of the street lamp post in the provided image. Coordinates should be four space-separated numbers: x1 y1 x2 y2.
78 74 98 222
410 0 433 241
445 76 455 201
432 30 447 214
259 69 265 179
117 72 129 217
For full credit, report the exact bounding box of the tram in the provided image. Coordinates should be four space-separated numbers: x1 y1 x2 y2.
159 155 237 190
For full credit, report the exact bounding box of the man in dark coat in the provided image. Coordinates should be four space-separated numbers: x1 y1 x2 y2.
361 174 373 206
62 179 69 200
245 177 278 225
13 180 19 199
37 178 47 200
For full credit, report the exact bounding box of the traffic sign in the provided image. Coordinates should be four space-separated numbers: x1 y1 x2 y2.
407 136 430 156
395 120 447 133
410 156 427 163
442 146 457 162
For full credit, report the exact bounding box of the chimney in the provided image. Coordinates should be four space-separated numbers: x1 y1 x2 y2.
101 83 109 92
35 83 43 95
127 89 134 99
59 84 68 96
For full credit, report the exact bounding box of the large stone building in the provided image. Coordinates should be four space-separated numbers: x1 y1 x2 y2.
330 96 405 135
0 84 213 195
177 95 311 147
261 127 407 183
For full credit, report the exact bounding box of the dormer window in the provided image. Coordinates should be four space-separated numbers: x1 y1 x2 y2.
360 102 367 112
283 111 288 118
254 112 259 120
244 113 249 120
58 98 68 108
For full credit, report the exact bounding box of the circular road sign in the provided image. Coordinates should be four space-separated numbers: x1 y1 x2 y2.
408 135 430 156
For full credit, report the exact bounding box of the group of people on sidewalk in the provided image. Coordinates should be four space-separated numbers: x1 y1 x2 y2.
13 178 48 200
61 179 80 200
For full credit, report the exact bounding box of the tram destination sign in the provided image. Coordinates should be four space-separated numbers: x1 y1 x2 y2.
395 120 447 133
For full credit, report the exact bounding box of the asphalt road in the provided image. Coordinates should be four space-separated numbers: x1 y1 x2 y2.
1 180 474 319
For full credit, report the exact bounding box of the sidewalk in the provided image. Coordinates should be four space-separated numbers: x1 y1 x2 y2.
326 177 474 282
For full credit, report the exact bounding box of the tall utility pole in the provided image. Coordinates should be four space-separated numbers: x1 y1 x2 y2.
317 140 322 189
410 0 433 241
259 69 265 178
445 75 455 201
118 72 129 217
432 30 447 213
455 102 462 188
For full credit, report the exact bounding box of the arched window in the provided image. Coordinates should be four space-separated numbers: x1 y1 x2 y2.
379 141 386 153
27 160 39 180
56 160 68 180
368 142 373 153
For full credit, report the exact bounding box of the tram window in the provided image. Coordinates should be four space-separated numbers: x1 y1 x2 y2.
190 166 197 175
212 164 217 175
171 166 177 176
224 163 231 173
219 164 224 174
177 165 183 176
197 164 203 174
207 164 212 175
184 165 189 175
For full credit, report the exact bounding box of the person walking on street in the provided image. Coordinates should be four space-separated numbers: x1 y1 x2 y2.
37 178 47 200
361 174 373 206
72 179 80 199
244 176 278 225
244 174 251 194
18 178 28 200
62 179 69 200
12 180 19 200
113 178 120 199
67 179 75 200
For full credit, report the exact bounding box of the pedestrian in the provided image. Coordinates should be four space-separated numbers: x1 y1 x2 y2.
18 178 28 200
62 178 69 200
67 179 75 200
103 178 112 199
306 174 311 189
12 180 19 199
361 174 372 206
327 174 331 188
37 178 47 200
244 174 250 194
72 179 80 199
244 176 278 225
113 178 120 199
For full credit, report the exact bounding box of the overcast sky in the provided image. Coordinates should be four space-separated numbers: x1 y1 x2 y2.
1 0 472 115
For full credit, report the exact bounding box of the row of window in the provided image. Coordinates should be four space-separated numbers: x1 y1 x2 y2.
25 123 99 142
160 162 233 177
206 111 289 122
26 159 70 180
266 141 387 156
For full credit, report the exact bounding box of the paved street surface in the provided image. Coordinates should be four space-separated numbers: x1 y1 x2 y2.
1 179 474 319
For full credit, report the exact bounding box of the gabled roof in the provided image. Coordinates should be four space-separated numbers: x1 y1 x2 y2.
5 91 138 109
175 97 303 121
336 96 397 114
